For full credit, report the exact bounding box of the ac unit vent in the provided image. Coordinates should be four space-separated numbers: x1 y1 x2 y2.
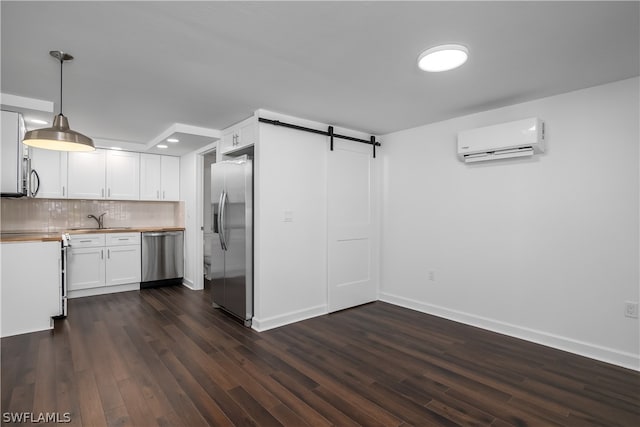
457 118 545 163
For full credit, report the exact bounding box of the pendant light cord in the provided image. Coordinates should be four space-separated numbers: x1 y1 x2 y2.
59 57 63 115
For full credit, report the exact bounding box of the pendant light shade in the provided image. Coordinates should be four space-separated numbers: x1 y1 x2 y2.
23 50 95 152
23 114 94 151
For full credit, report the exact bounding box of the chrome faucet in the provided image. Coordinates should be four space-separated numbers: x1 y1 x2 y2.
88 212 106 229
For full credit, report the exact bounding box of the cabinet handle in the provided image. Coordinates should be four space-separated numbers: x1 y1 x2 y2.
108 188 111 197
118 238 129 241
107 249 110 259
101 188 104 198
79 240 92 243
157 190 160 199
101 249 104 259
163 190 165 199
62 186 65 197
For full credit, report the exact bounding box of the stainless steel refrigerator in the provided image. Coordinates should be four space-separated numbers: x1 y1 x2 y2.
211 155 253 326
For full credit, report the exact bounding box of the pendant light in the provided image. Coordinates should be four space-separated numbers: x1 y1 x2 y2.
23 50 95 152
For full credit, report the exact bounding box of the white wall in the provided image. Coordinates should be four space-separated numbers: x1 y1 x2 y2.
380 77 639 370
180 151 201 289
253 112 329 330
253 110 377 330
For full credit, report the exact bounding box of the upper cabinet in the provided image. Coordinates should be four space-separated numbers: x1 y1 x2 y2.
161 155 180 201
140 154 180 201
220 116 257 155
68 149 140 200
67 149 106 199
30 148 68 198
140 153 161 200
106 150 139 200
27 147 178 202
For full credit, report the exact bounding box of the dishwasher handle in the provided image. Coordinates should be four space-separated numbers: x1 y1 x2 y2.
143 231 183 237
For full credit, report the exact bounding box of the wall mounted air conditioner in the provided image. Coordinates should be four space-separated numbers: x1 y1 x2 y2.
457 117 545 163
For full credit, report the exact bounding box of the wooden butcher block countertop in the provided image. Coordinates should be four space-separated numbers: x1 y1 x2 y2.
0 227 185 243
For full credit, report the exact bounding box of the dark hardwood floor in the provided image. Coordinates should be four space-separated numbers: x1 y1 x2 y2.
2 285 639 426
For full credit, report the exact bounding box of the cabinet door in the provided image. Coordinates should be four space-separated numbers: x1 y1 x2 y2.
30 148 68 198
237 120 256 150
220 129 236 154
68 246 106 290
220 118 256 155
106 150 139 200
105 245 141 286
67 149 106 199
140 153 161 200
160 155 180 201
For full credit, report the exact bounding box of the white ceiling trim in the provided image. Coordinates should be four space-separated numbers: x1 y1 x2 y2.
145 123 221 152
0 93 54 113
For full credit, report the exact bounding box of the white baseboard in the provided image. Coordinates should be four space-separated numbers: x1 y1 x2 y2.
252 304 327 332
379 292 639 371
181 278 195 290
68 283 139 299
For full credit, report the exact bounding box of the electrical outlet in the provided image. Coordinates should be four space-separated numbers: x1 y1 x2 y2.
624 301 639 318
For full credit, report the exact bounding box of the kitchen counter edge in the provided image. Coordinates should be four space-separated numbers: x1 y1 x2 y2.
0 227 186 243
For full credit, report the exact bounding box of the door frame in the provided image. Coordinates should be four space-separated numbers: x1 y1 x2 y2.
191 142 218 290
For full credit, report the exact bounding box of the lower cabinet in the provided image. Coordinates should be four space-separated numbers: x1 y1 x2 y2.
106 244 141 286
68 233 141 297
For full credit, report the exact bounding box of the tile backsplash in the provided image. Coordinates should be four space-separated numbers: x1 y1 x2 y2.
0 198 184 232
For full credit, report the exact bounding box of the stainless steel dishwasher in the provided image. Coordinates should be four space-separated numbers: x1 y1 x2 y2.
141 231 184 288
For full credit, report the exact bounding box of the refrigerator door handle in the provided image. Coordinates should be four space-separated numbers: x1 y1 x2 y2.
218 191 228 251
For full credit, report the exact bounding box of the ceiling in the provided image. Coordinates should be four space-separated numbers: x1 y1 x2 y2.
1 1 638 156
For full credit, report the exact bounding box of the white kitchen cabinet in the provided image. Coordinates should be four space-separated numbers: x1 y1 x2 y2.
106 150 140 200
30 148 68 198
1 241 61 337
68 149 140 200
68 246 106 290
67 232 141 297
67 233 106 291
160 155 180 200
106 244 141 286
140 153 161 200
140 154 180 201
67 149 106 199
105 232 141 286
220 116 257 155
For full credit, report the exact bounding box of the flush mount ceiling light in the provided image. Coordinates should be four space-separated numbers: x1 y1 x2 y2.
167 138 179 143
157 144 168 149
23 50 95 152
417 44 469 72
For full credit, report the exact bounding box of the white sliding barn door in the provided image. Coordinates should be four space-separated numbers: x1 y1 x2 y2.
327 139 377 313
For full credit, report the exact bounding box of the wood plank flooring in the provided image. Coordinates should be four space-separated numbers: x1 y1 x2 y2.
2 285 639 426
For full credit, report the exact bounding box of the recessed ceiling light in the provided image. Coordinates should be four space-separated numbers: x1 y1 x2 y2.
167 138 179 143
110 146 123 151
30 119 49 125
417 44 469 72
157 144 168 149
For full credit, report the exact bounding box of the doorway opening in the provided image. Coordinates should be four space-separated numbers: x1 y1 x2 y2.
203 151 216 290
